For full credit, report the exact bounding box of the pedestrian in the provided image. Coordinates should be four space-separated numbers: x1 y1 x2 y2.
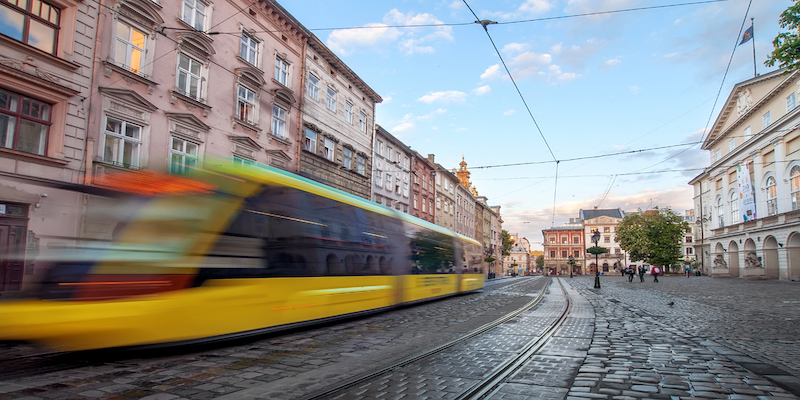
652 266 661 282
638 265 645 282
627 267 635 282
685 265 691 278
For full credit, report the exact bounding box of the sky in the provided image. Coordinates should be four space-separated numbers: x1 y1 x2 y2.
279 0 793 250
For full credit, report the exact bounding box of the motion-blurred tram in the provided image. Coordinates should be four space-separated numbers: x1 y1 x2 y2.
0 163 486 351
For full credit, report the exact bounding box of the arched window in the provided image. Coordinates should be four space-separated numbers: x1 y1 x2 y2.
791 166 800 211
729 191 739 224
717 197 725 228
766 176 778 216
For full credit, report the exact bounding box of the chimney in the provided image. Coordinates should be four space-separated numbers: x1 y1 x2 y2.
594 206 598 210
428 154 435 163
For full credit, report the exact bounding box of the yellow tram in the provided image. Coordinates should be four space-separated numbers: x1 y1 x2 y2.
0 163 485 351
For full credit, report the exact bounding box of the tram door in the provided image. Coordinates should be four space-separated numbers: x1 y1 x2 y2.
0 205 27 292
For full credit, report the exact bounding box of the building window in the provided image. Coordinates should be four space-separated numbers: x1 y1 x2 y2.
422 174 427 190
403 156 409 169
728 138 735 153
422 198 427 212
436 197 441 209
115 21 147 75
729 191 739 224
788 93 796 111
573 250 579 257
345 101 353 123
0 89 50 156
715 149 721 162
403 182 409 197
561 250 567 258
385 174 392 190
766 176 778 216
182 0 207 31
413 194 418 209
326 87 336 112
717 197 725 227
603 227 610 233
271 105 286 138
304 129 316 153
376 139 383 156
549 235 555 243
240 32 258 65
359 111 366 132
791 165 800 211
375 171 382 186
176 54 203 100
604 236 610 243
561 236 567 244
103 116 141 168
386 146 392 161
343 148 352 169
0 0 59 54
324 138 334 161
274 57 289 86
573 235 579 244
237 85 256 124
763 111 771 128
745 126 751 140
170 137 198 174
307 73 319 101
233 156 255 166
686 247 693 255
550 250 556 258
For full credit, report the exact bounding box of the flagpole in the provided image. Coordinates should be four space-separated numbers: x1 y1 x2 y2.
751 18 757 78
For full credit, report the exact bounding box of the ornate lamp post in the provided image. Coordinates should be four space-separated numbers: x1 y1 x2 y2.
591 230 601 288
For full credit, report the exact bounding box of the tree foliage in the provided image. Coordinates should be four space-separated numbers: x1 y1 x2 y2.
766 1 800 70
615 207 688 268
501 229 514 257
535 254 544 268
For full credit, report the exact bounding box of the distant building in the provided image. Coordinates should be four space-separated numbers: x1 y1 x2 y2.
430 155 457 231
372 126 411 212
688 68 800 280
542 226 584 275
581 207 627 273
411 151 435 223
503 234 531 275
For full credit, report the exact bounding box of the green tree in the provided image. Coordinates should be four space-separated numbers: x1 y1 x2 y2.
501 229 514 257
766 1 800 70
615 207 689 268
535 254 544 269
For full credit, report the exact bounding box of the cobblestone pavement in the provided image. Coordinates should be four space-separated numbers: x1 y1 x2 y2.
0 275 798 400
0 277 546 400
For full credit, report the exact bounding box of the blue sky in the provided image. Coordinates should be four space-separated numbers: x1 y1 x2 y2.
280 0 792 248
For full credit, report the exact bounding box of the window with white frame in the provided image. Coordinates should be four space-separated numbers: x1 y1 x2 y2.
103 116 141 168
745 126 751 140
115 21 147 75
170 137 198 174
376 139 383 156
326 87 336 112
307 73 319 101
357 155 365 175
324 138 334 161
271 105 286 138
343 148 352 169
359 111 366 132
717 197 725 227
436 197 441 209
715 149 721 162
385 174 392 190
0 0 60 54
233 156 255 166
403 182 409 197
422 197 426 212
274 57 289 86
436 173 441 185
763 111 771 128
240 32 258 65
729 191 739 224
728 138 735 153
403 156 408 169
788 93 796 111
766 176 778 216
236 85 256 124
386 146 392 161
429 200 433 213
345 101 353 123
791 165 800 211
413 194 418 209
176 53 203 100
304 129 316 153
375 171 382 186
422 174 427 189
182 0 207 31
0 89 51 156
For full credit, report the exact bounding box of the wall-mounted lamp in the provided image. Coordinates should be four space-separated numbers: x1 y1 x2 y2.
722 249 727 252
779 243 784 247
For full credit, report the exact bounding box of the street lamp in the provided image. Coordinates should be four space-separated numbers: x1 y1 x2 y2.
694 217 708 275
591 230 601 288
568 255 574 278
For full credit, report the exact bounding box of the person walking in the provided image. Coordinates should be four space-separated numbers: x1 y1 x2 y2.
627 267 635 282
685 265 691 278
652 266 661 282
638 265 645 282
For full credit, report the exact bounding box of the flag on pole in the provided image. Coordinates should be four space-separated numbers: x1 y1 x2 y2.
739 26 754 45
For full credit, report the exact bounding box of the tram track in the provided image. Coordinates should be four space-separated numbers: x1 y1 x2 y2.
301 276 569 400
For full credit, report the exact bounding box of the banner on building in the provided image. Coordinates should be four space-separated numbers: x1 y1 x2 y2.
737 163 756 221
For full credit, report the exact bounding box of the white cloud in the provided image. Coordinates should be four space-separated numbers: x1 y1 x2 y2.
502 42 530 54
483 0 554 20
473 85 491 96
503 109 516 116
419 108 447 119
507 51 581 83
392 122 415 132
382 96 393 104
417 90 468 104
326 9 452 56
481 64 503 80
449 1 463 10
604 58 621 68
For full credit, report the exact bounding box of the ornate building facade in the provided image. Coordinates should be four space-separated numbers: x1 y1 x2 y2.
430 155 457 231
542 226 584 275
372 125 411 212
410 150 435 223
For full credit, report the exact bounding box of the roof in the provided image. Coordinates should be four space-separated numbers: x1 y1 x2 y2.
580 208 623 220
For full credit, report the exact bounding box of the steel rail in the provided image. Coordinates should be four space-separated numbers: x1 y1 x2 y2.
455 277 573 400
301 277 551 400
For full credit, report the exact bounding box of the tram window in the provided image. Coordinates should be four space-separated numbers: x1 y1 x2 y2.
409 230 454 273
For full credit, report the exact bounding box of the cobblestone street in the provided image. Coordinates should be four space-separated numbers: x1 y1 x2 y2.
0 276 798 399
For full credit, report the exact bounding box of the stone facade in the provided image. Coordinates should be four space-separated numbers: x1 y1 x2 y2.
372 125 411 211
410 150 435 223
689 69 800 280
581 208 626 273
299 35 381 199
455 180 476 239
430 155 457 231
542 226 585 275
0 0 99 291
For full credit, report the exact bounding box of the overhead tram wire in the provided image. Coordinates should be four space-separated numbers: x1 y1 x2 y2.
631 0 753 174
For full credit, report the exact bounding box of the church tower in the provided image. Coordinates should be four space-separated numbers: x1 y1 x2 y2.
456 155 472 189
